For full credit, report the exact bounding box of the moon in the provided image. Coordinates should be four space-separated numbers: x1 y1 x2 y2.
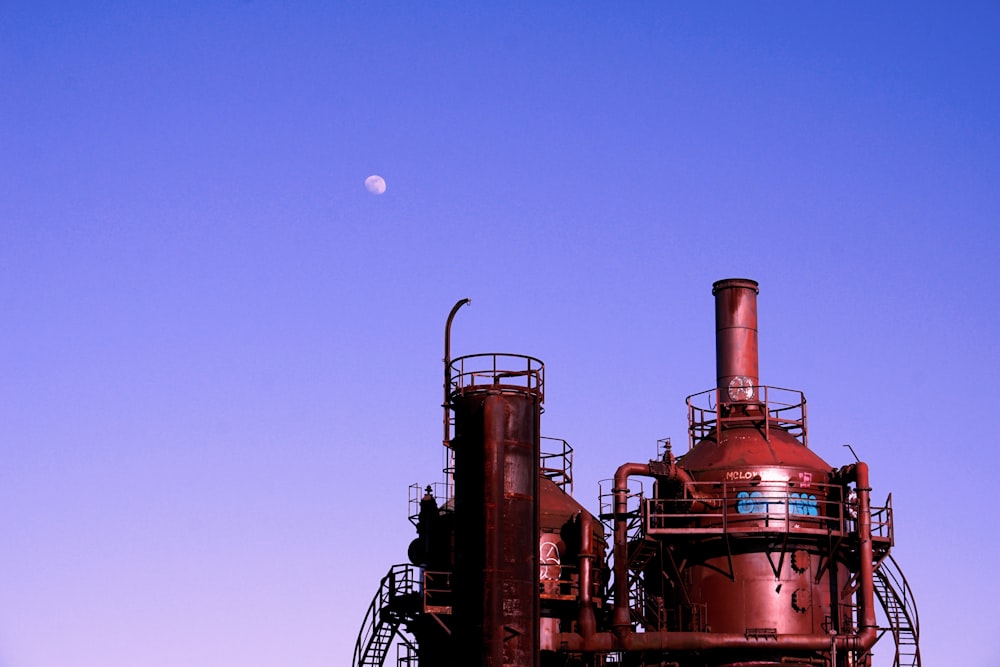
364 174 387 195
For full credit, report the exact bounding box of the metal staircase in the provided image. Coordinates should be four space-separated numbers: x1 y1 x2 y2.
628 538 659 581
626 537 660 627
352 564 419 667
873 553 920 667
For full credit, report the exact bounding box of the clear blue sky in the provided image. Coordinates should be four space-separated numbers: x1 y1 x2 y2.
3 3 997 666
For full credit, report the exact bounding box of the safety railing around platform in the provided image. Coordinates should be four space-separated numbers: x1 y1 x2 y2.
643 480 890 539
686 386 808 450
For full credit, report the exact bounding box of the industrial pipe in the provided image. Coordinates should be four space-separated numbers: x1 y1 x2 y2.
609 461 712 633
576 511 596 639
443 297 471 446
610 462 651 633
660 448 716 513
713 278 759 404
556 629 877 653
563 459 878 657
838 461 878 654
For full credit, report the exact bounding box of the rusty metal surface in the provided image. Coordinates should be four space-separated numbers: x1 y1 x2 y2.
354 280 917 667
681 423 829 474
451 372 541 667
713 278 760 404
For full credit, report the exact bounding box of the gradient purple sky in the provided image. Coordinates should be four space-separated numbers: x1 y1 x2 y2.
3 3 998 666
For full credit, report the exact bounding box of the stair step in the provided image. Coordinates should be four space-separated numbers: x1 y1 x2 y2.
873 555 921 667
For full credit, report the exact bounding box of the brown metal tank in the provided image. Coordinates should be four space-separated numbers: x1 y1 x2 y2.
674 428 845 640
654 280 851 664
450 353 543 667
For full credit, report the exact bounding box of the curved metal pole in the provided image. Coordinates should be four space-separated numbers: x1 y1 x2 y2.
443 298 472 446
609 461 709 635
611 462 652 633
844 461 878 654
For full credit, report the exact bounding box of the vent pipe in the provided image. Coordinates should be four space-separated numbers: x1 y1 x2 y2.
712 278 760 404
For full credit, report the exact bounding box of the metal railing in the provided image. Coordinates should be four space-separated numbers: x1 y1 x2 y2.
598 478 645 612
871 493 894 544
645 480 844 536
408 482 452 527
540 437 574 493
352 564 420 667
395 642 416 667
448 353 544 400
686 386 808 450
423 570 453 614
874 553 920 667
642 480 895 540
539 562 583 600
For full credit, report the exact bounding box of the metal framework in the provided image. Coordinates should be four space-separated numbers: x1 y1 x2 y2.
352 282 921 667
352 565 419 667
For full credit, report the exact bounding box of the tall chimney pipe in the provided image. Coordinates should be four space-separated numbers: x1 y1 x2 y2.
713 278 760 404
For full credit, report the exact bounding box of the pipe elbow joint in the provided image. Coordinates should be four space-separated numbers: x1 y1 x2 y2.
838 626 878 653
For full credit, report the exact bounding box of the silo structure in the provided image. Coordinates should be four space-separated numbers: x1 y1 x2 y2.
635 278 877 665
449 353 544 667
674 279 854 657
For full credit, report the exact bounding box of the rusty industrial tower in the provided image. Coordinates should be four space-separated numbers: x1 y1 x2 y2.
352 279 919 667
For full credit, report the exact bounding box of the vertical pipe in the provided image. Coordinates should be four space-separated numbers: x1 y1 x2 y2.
443 298 472 447
852 462 878 652
577 511 596 639
712 278 760 404
834 462 878 656
611 462 651 634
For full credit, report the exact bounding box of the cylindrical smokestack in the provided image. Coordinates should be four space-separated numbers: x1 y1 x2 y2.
713 278 760 404
450 355 543 667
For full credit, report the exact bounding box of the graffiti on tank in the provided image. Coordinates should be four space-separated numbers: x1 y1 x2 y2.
736 490 819 515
